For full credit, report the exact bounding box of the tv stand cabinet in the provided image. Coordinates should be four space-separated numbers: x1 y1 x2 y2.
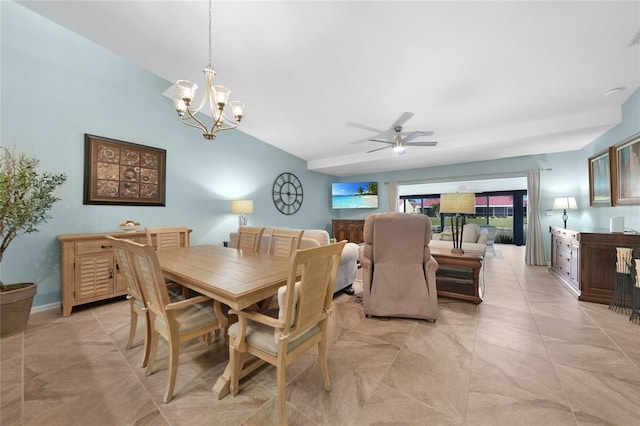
332 219 365 244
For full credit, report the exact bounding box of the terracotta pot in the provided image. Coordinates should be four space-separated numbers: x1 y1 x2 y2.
0 283 36 337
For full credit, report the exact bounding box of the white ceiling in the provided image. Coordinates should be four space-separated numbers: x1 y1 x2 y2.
17 0 640 177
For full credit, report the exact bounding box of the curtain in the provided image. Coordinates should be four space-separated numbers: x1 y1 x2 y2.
388 181 398 212
525 168 547 265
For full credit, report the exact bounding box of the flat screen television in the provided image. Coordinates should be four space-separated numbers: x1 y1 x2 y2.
332 181 378 209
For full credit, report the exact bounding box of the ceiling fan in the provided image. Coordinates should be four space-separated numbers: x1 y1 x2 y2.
348 112 438 154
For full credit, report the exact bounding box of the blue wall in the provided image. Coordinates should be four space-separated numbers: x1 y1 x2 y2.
1 1 336 307
2 1 639 309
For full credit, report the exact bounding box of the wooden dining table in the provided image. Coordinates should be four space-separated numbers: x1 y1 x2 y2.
155 244 292 399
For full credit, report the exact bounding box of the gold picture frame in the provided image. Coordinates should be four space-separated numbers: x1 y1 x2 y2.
613 132 640 206
83 134 166 206
588 146 615 206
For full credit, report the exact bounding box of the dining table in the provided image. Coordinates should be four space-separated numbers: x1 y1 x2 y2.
155 244 292 399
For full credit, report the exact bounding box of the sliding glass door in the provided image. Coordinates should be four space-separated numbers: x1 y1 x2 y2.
400 190 527 246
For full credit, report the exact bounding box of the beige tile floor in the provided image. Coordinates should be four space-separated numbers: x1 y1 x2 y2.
2 245 640 425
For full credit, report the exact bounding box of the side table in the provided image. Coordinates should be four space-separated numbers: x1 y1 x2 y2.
430 247 484 304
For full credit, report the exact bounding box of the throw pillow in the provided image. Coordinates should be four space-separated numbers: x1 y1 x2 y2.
462 225 479 243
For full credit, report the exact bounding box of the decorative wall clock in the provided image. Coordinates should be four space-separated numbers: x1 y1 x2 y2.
272 172 303 215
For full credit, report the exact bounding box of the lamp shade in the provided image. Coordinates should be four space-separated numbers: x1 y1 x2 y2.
439 193 476 214
231 199 254 215
552 196 577 210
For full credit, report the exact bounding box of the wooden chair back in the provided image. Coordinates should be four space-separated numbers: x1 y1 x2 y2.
267 228 303 257
124 239 173 322
107 236 145 302
145 226 190 250
237 226 265 252
280 241 345 339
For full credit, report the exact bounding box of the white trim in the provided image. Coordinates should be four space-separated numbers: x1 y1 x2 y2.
31 302 61 314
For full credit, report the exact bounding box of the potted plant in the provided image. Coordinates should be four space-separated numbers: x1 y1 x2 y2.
0 147 66 337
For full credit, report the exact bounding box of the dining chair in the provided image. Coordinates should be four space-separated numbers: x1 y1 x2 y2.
145 226 190 250
145 226 190 297
236 226 265 252
227 241 346 425
107 236 151 367
123 239 221 403
267 228 304 257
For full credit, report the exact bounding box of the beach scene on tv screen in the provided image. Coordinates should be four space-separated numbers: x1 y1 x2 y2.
332 181 378 208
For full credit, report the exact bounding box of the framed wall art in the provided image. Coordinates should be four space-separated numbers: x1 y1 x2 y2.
83 134 166 206
588 146 615 206
613 132 640 206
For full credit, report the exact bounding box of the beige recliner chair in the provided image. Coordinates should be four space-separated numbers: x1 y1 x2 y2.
359 212 439 321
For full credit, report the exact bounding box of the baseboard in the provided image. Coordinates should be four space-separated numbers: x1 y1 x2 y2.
31 302 61 314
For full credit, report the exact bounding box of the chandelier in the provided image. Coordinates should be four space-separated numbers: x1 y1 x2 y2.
172 0 245 140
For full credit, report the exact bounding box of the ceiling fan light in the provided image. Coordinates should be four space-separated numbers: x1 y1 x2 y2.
393 145 405 153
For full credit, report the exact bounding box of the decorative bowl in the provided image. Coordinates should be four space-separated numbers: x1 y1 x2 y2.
119 220 140 233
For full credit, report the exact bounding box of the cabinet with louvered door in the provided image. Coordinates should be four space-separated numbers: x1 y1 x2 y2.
58 231 146 316
74 251 114 300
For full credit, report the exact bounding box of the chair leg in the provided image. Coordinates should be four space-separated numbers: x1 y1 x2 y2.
145 327 159 377
126 300 137 350
164 334 180 403
318 339 332 392
276 360 287 426
141 313 151 368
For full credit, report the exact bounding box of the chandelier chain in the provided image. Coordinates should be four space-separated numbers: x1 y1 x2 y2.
208 0 212 68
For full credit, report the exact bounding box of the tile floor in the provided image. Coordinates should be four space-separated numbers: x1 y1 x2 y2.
2 245 640 425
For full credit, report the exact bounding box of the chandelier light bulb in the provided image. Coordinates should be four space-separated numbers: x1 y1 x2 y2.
213 85 231 107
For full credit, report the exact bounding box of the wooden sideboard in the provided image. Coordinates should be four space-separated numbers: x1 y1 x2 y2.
332 219 365 244
549 227 580 296
58 231 147 316
549 226 640 304
579 230 640 304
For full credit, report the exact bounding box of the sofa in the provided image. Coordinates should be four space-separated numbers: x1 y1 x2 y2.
430 223 488 255
229 227 359 294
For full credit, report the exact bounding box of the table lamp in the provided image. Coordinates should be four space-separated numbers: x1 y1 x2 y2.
231 199 253 226
439 192 476 254
552 196 577 229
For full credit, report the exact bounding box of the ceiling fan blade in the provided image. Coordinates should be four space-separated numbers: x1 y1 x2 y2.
366 146 392 153
406 141 438 147
368 138 393 144
401 130 434 137
346 122 385 134
350 136 379 145
402 131 426 143
391 112 414 129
